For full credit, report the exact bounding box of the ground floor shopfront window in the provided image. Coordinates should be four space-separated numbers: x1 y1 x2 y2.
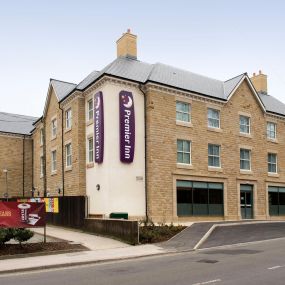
177 180 224 216
268 186 285 216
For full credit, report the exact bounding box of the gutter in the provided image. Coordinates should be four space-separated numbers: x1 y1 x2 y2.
139 84 148 221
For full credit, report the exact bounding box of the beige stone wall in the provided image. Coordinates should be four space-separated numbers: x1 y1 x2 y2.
32 89 86 197
0 133 33 198
32 123 44 196
146 80 285 222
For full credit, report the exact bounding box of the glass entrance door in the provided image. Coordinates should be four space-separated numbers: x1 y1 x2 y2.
240 185 253 219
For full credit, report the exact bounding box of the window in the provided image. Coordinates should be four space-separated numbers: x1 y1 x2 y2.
40 128 44 145
177 140 191 164
51 150 57 172
88 137 94 163
207 108 220 128
268 153 277 173
88 99 94 121
51 119 57 138
65 143 72 167
65 109 72 129
267 122 276 139
177 180 224 216
268 186 285 216
40 156 44 177
176 101 191 122
240 115 250 134
240 148 251 170
208 144 221 167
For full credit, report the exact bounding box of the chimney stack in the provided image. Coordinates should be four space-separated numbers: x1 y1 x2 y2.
116 29 137 59
250 70 268 94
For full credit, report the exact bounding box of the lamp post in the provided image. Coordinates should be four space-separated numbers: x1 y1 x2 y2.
3 169 8 201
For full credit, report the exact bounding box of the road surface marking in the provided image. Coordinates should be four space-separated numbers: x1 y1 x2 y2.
268 265 283 270
192 279 221 285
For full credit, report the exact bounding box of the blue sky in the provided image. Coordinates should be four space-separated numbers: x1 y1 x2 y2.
1 0 285 117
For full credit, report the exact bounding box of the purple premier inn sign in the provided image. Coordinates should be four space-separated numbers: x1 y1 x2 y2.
119 90 135 163
94 91 104 163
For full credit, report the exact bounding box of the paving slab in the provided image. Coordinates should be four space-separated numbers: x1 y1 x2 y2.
200 222 285 249
32 226 130 250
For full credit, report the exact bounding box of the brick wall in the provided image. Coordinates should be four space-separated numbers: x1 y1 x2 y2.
0 134 33 198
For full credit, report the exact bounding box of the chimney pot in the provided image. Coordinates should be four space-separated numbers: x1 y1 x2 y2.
127 28 131 33
259 70 262 75
253 73 256 76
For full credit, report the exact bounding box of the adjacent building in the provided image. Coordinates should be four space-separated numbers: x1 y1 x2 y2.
2 30 285 223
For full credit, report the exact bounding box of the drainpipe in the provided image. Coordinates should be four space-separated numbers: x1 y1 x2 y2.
43 118 47 197
59 104 65 196
32 137 34 195
139 84 148 221
22 135 25 197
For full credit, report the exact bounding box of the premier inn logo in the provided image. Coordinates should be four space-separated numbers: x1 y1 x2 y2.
94 91 104 163
119 91 135 163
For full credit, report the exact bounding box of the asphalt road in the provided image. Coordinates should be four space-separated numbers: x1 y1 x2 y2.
1 238 285 285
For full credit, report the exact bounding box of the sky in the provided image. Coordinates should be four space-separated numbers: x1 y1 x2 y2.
1 0 285 117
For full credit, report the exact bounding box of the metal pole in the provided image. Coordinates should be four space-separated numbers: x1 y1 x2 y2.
5 171 8 202
44 224 46 243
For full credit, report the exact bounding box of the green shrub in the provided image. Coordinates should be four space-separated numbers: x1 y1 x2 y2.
14 229 34 246
0 228 17 245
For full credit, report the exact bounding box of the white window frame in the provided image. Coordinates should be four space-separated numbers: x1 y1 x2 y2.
88 137 94 163
239 115 250 134
88 98 94 121
177 139 191 165
176 101 191 123
267 122 277 140
65 143 72 167
208 144 221 168
207 108 220 129
51 150 57 172
268 153 277 173
51 119 57 138
65 108 72 129
240 148 251 170
40 156 44 177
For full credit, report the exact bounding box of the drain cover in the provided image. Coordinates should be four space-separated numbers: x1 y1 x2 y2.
197 259 219 264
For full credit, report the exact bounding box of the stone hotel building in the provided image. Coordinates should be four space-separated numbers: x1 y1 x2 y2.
1 30 285 222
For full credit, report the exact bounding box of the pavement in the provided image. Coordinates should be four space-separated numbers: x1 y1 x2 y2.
1 221 285 275
32 226 129 250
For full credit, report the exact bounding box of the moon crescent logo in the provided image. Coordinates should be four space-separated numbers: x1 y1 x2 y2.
123 95 133 108
95 96 100 109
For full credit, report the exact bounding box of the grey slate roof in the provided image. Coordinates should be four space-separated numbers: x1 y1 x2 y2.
51 79 76 101
258 93 285 116
49 56 285 117
0 112 38 135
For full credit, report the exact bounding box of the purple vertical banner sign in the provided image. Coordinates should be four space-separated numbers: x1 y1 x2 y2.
94 91 104 163
119 90 135 163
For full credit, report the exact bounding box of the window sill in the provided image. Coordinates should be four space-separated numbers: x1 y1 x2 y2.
240 169 253 175
176 163 193 169
40 174 44 179
176 121 192 128
267 138 278 144
51 171 57 176
65 166 72 172
64 127 72 134
268 172 279 177
86 119 94 126
86 162 94 168
239 133 252 139
208 166 223 172
207 127 222 133
51 136 57 141
40 144 43 147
